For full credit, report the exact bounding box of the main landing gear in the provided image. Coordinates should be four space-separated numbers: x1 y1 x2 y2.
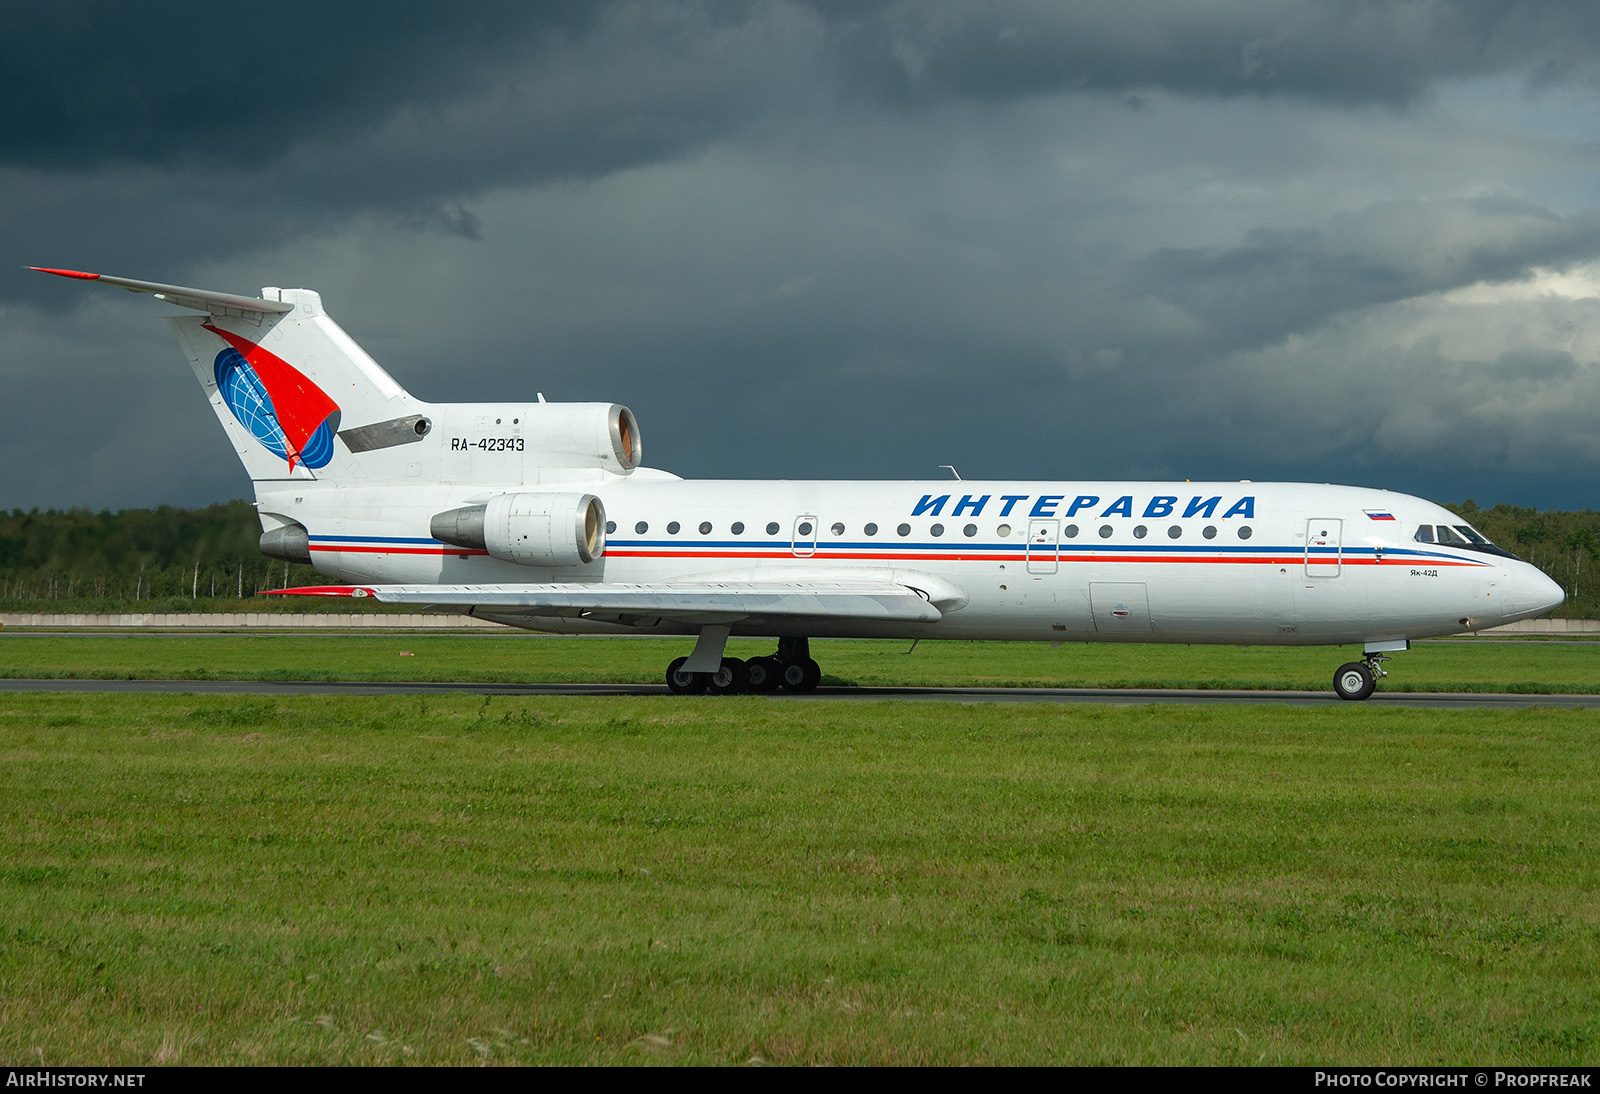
1333 643 1405 701
665 636 821 696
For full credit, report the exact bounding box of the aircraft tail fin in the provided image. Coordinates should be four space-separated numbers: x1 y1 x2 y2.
33 267 425 485
34 266 641 503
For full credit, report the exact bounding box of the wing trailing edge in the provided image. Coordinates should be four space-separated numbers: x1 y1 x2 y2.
264 580 943 625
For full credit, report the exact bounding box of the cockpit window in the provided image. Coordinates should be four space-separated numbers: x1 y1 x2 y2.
1415 522 1521 560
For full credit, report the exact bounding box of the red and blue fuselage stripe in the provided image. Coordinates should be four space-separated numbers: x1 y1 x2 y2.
303 533 1489 567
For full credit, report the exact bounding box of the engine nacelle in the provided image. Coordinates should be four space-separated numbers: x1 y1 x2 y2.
259 521 311 564
432 492 605 567
513 402 640 471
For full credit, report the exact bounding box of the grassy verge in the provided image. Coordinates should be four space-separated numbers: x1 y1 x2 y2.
1 633 1598 692
0 693 1596 1065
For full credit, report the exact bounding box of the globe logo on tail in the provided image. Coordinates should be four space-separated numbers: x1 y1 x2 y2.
205 324 341 470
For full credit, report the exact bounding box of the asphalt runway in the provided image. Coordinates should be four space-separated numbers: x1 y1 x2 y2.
0 677 1593 708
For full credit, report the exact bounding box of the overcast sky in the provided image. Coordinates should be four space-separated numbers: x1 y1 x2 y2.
6 0 1600 512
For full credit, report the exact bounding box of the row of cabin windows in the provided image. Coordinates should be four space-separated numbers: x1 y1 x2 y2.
603 519 1254 541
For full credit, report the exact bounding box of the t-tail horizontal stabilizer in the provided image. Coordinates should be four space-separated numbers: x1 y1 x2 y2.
29 267 295 317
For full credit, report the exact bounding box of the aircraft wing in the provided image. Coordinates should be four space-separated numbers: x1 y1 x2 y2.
266 580 943 625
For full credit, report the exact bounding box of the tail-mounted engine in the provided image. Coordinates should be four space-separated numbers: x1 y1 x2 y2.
432 492 605 567
510 403 640 471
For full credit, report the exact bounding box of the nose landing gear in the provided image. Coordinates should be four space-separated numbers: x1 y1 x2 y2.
1333 644 1402 701
1333 660 1377 701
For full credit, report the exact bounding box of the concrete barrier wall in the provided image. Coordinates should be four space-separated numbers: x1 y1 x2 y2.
1469 617 1600 635
1 612 1593 635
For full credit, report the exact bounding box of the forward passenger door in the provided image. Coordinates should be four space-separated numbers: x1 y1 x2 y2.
1304 519 1343 578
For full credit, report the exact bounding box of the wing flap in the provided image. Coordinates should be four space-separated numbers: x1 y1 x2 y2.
266 580 942 624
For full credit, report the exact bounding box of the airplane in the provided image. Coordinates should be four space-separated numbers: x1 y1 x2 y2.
32 266 1566 700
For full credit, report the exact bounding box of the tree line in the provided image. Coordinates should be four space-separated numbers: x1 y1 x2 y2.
1449 500 1600 616
0 501 326 611
1 498 1597 615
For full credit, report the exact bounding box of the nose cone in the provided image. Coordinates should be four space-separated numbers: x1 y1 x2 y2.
1510 562 1565 618
1528 566 1566 615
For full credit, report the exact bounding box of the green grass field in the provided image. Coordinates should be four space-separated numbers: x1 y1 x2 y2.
1 632 1598 692
1 690 1598 1065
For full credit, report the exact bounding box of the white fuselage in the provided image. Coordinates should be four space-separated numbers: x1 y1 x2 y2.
266 476 1563 645
37 266 1563 672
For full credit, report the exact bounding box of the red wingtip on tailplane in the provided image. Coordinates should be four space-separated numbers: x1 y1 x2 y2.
260 585 378 599
29 267 100 280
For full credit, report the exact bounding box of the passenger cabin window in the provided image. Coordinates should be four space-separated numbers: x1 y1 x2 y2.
667 521 681 535
635 521 648 534
766 522 780 536
1098 525 1114 539
864 523 878 536
731 522 745 535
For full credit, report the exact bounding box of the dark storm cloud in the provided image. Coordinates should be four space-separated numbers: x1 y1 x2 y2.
1130 200 1600 353
6 1 832 305
12 2 1600 178
833 0 1600 105
0 2 604 169
9 0 1600 510
10 0 1600 286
